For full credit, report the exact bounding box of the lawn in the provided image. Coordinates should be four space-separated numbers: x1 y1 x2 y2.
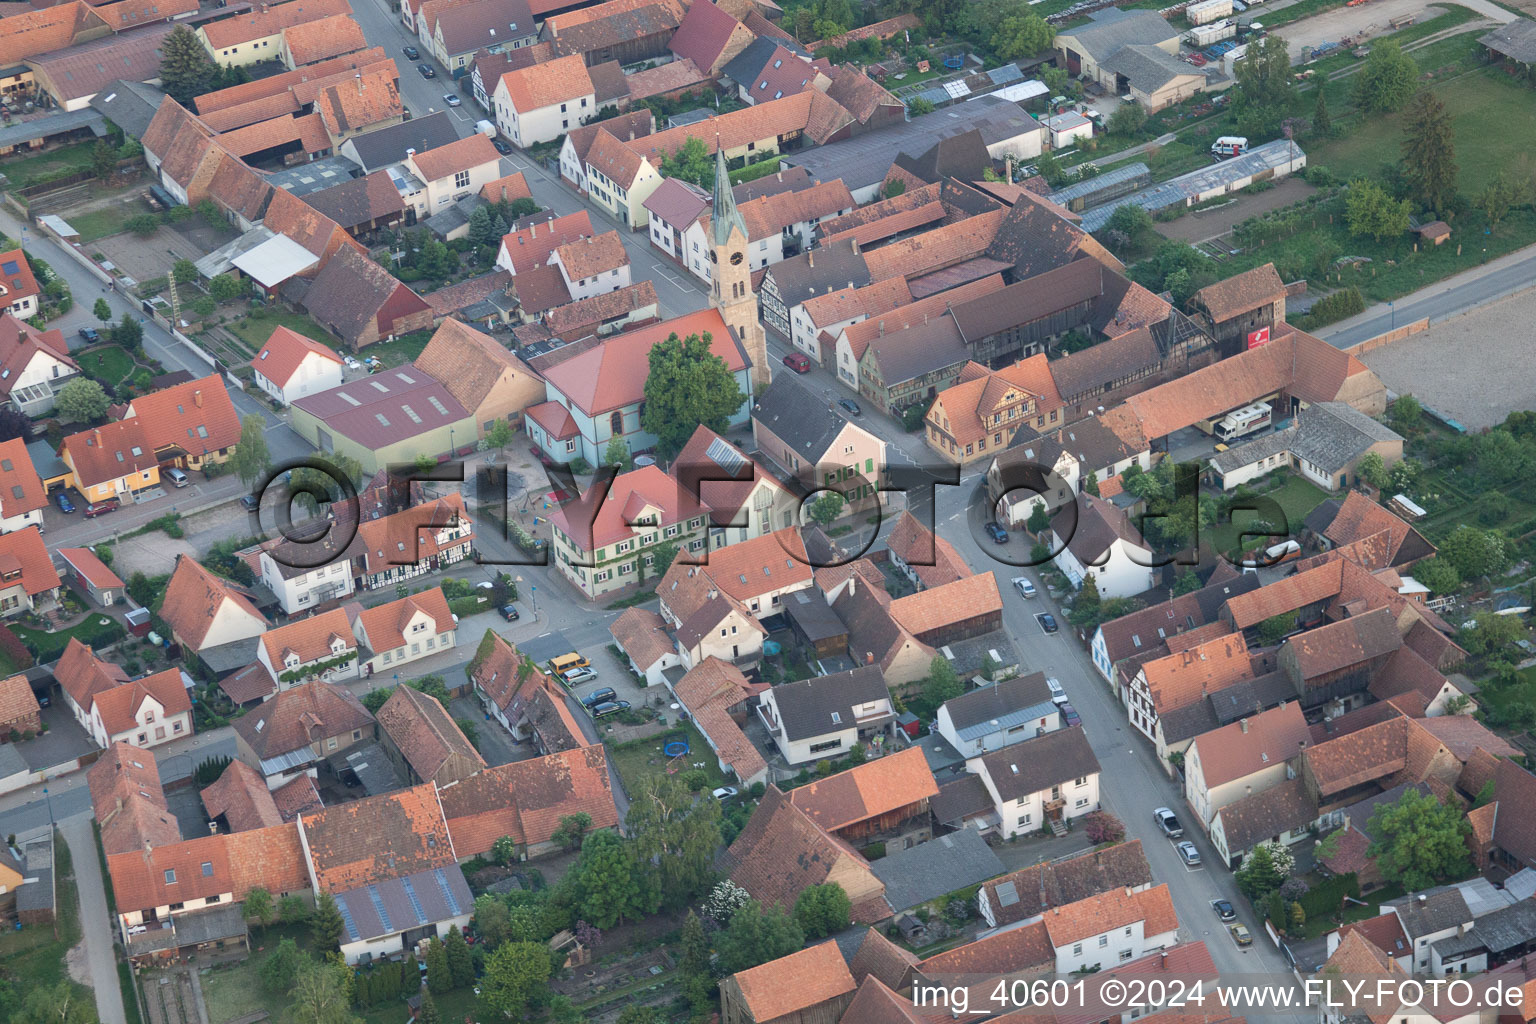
1 832 89 1017
358 328 432 369
68 205 143 244
13 613 126 663
78 343 136 387
1299 883 1405 938
225 309 335 354
0 140 96 190
605 720 732 794
1208 474 1333 556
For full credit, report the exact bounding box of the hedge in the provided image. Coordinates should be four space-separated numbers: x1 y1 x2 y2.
1298 872 1360 921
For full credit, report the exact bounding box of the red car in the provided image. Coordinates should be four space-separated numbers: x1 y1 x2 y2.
782 352 812 373
1188 52 1207 65
85 498 120 519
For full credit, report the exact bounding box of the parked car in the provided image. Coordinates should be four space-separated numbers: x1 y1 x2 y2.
1213 900 1236 921
560 666 598 686
1188 52 1208 65
403 44 419 59
590 700 631 718
712 786 739 800
492 138 513 155
837 398 861 416
418 63 436 78
581 688 617 708
444 93 461 107
1153 807 1183 838
240 494 260 512
1176 841 1201 866
54 492 75 513
1230 924 1252 947
1012 576 1036 598
78 327 100 343
985 521 1009 543
1046 677 1067 704
1039 612 1059 633
782 352 812 373
499 603 520 621
1060 702 1081 727
84 498 120 519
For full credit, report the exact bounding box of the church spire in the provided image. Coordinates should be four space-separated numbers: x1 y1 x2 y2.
711 145 746 248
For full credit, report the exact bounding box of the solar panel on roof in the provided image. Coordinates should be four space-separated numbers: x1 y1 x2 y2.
434 869 461 915
400 876 428 924
335 894 361 941
705 436 747 474
367 886 393 932
996 880 1020 907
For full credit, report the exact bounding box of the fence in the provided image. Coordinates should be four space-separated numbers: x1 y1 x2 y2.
1347 316 1430 354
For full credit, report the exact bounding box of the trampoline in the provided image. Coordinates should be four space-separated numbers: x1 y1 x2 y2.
943 56 963 70
663 735 690 757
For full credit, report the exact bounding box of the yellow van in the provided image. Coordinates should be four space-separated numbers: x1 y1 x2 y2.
548 653 590 674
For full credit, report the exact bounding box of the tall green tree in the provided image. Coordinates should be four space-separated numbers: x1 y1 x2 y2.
716 900 805 974
311 891 345 951
1312 88 1332 137
808 491 845 526
289 960 360 1024
10 981 96 1024
640 331 746 460
444 925 474 988
922 655 963 708
480 942 551 1020
660 136 713 190
1366 788 1472 891
231 414 271 487
1069 572 1101 628
1354 39 1418 113
566 831 648 928
991 14 1054 61
55 378 110 424
113 311 143 348
1233 33 1294 115
1477 171 1522 229
626 773 723 910
417 991 441 1024
425 937 452 994
259 936 306 994
159 26 217 105
1401 90 1457 215
244 886 274 929
603 436 631 470
93 297 113 323
486 418 514 451
1345 179 1411 242
794 882 852 939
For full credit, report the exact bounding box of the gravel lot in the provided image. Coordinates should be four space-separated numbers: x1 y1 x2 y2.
1358 288 1536 430
1156 178 1316 243
1275 0 1453 59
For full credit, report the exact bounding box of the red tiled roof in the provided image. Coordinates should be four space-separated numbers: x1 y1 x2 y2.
788 746 937 832
0 436 45 518
301 782 455 891
497 53 593 111
1190 702 1310 788
1192 263 1285 323
252 325 343 387
125 374 242 459
231 680 373 761
548 463 704 552
375 684 485 783
282 12 366 67
498 210 595 275
437 745 618 855
410 133 500 183
259 607 356 668
610 606 674 670
159 556 266 652
352 587 452 655
479 171 531 204
201 759 284 832
201 0 353 49
729 943 856 1021
0 525 57 597
672 658 766 782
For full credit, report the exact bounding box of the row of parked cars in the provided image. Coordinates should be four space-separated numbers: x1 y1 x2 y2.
547 653 631 718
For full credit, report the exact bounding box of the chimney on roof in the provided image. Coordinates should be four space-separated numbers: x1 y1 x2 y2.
851 238 860 254
878 320 884 336
807 251 814 268
193 389 203 408
1005 156 1013 181
1239 717 1248 733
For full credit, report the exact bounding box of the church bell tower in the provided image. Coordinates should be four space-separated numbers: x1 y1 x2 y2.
709 147 770 393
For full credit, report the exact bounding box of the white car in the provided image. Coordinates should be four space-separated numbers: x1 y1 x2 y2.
712 786 739 800
1047 677 1067 704
1176 841 1201 866
1012 576 1037 598
560 666 598 686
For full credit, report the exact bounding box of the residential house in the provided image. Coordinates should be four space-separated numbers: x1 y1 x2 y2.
0 438 46 534
429 0 535 73
198 0 354 67
757 666 898 765
760 239 869 340
289 367 474 475
936 672 1064 760
0 526 58 619
1048 492 1156 600
82 667 193 751
58 638 128 734
1385 888 1478 975
1183 701 1310 825
493 54 595 147
401 133 503 217
0 317 78 416
548 464 709 599
751 375 886 507
375 685 485 787
985 430 1080 529
250 531 357 619
558 109 653 193
252 608 360 700
494 209 595 276
927 357 1066 466
338 111 460 173
1037 884 1180 972
829 274 1007 396
469 631 587 755
1124 631 1256 755
0 249 39 319
279 14 367 70
436 745 620 860
583 127 663 229
527 309 751 469
300 248 433 350
609 606 681 687
669 658 768 787
885 510 969 590
1188 263 1287 357
679 180 856 282
791 275 911 366
250 326 344 405
974 840 1153 930
548 231 631 301
350 494 475 592
232 680 375 789
413 318 543 438
350 587 457 678
962 727 1102 838
121 374 242 472
667 0 755 76
672 425 798 546
643 177 709 267
0 674 39 739
300 785 473 964
1208 402 1404 493
1088 572 1258 685
90 742 181 856
719 943 857 1024
1208 776 1320 868
659 528 814 637
787 746 937 850
723 786 890 923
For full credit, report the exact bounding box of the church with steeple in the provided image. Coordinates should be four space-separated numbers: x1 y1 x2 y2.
709 148 771 394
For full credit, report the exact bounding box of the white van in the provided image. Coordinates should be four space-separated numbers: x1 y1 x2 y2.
474 119 496 138
165 467 189 488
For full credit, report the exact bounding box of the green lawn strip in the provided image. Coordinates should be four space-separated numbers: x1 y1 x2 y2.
78 343 136 387
358 329 432 368
69 206 142 244
0 140 96 189
225 310 335 352
604 721 731 794
0 831 91 1018
1209 476 1332 556
13 614 126 663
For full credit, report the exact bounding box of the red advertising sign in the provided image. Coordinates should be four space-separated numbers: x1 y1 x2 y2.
1247 327 1271 349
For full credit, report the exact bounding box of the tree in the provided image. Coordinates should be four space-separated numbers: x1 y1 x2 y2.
231 414 271 487
209 273 244 302
260 936 306 994
1355 39 1418 113
1367 788 1472 891
279 893 309 923
717 900 805 974
567 831 647 928
1459 610 1525 657
1439 525 1508 580
703 879 752 925
626 773 722 909
417 991 441 1024
1414 556 1460 594
1355 452 1388 490
660 136 713 190
11 981 96 1024
1313 88 1332 137
480 942 551 1019
468 205 500 249
907 97 935 117
603 436 631 470
1477 171 1522 229
922 655 963 708
425 937 452 994
1107 101 1147 136
55 378 110 424
90 297 113 325
550 812 593 852
1172 569 1201 596
159 25 216 104
415 453 438 474
616 1009 663 1024
311 891 345 951
794 882 852 939
1084 811 1125 844
1345 179 1411 243
649 541 680 580
1391 393 1422 429
882 177 907 199
244 886 274 929
640 331 747 460
1401 90 1457 215
808 491 845 526
1234 34 1294 109
445 926 474 988
289 960 360 1024
1103 207 1152 251
92 139 117 180
991 13 1054 61
1071 572 1101 628
1234 840 1285 902
113 311 143 348
0 407 34 444
485 418 514 451
1255 611 1296 646
173 258 199 285
1026 502 1051 535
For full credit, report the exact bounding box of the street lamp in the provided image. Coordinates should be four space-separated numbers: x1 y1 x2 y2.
1389 300 1395 329
42 786 52 826
449 427 455 457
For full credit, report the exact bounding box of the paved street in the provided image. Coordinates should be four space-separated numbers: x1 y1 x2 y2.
60 814 128 1024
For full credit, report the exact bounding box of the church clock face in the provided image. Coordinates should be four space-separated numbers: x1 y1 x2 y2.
730 251 744 266
709 250 718 263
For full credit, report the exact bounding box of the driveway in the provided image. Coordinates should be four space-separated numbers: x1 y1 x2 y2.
17 701 98 771
59 813 127 1024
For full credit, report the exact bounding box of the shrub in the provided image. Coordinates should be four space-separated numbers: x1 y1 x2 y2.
1302 287 1366 329
679 769 708 792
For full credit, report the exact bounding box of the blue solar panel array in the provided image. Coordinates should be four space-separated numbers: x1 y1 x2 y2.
367 887 394 933
335 896 361 942
400 876 428 925
434 869 461 916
